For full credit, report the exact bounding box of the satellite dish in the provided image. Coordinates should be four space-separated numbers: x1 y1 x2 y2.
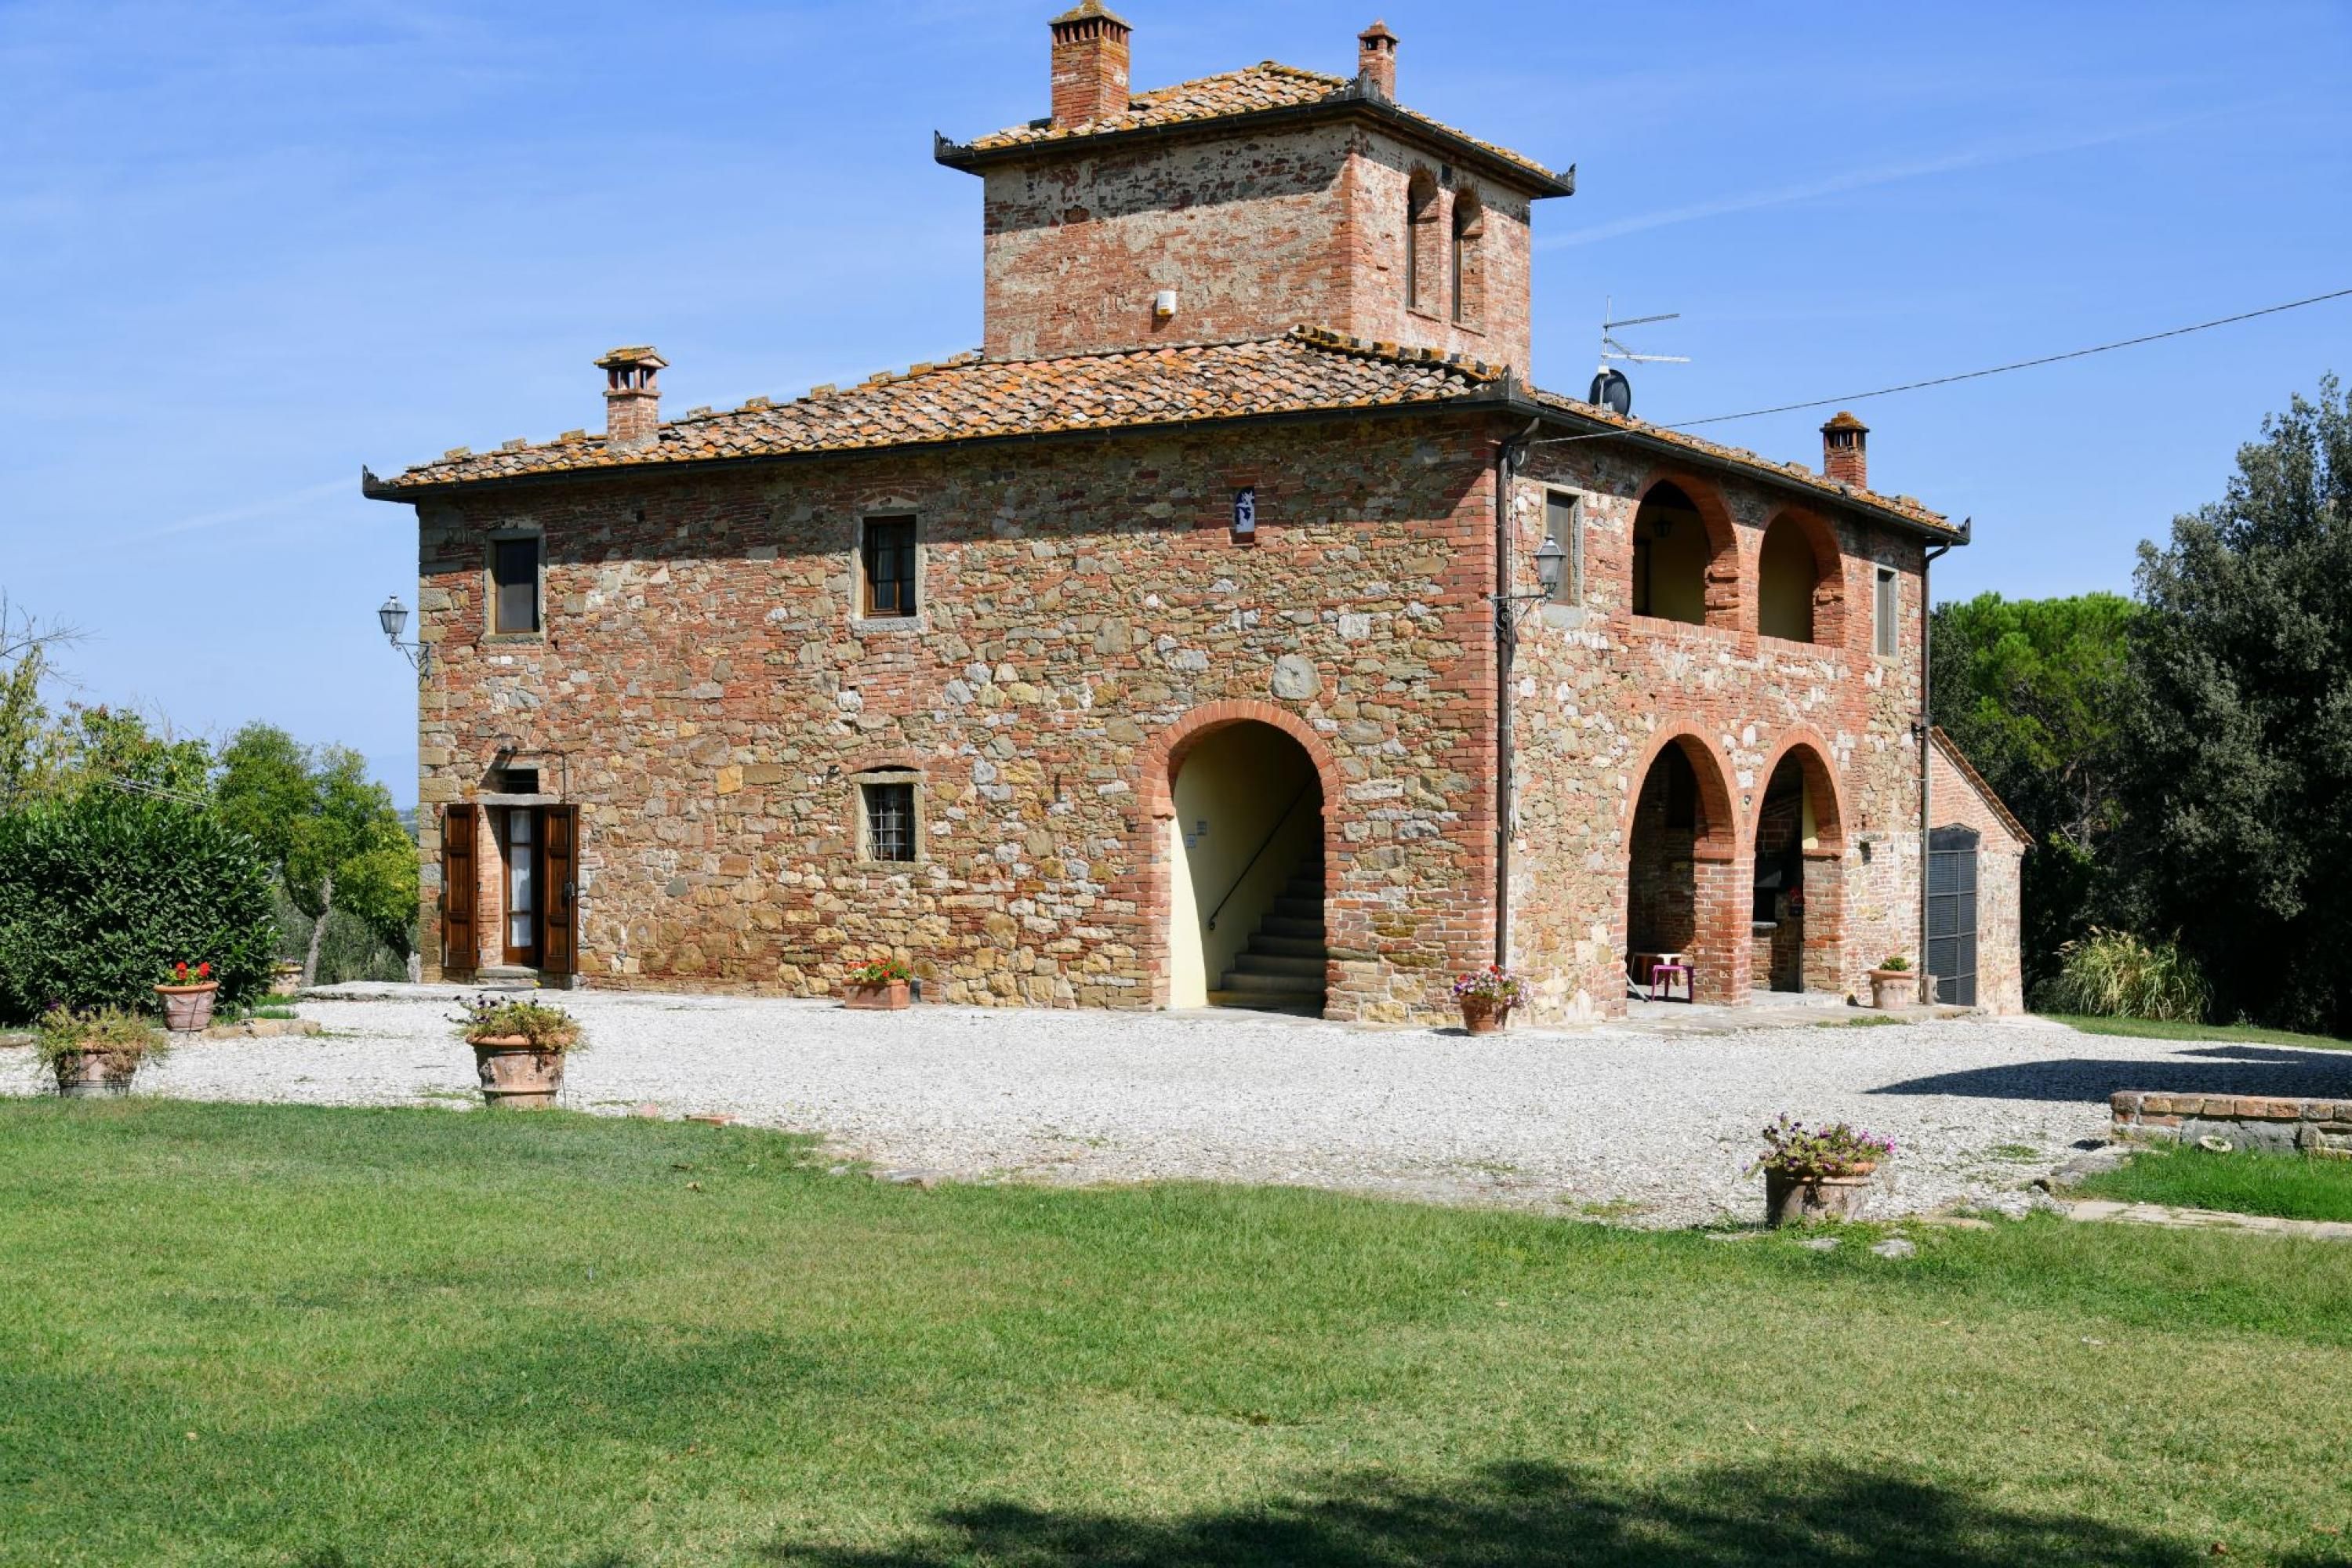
1588 368 1632 417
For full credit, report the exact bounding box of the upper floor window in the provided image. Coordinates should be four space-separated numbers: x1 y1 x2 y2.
861 515 918 619
1450 192 1486 329
491 536 540 635
1758 516 1820 643
1631 482 1708 626
1874 566 1899 657
1405 172 1439 314
1544 490 1583 605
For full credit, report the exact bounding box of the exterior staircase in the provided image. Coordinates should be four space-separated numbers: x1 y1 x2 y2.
1208 851 1328 1017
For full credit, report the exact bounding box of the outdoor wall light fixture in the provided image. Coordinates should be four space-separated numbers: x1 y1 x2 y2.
377 594 430 674
1490 534 1569 643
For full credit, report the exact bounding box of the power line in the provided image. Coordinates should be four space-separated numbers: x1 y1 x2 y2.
1529 285 2352 447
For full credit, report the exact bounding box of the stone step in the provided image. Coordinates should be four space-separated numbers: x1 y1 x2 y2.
1259 914 1326 939
1207 988 1326 1017
1269 895 1322 920
1283 878 1323 898
1250 933 1330 959
1231 951 1326 978
1218 968 1324 994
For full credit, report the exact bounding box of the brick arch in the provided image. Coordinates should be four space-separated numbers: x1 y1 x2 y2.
1620 722 1750 1006
1757 506 1849 647
1404 166 1443 315
1754 728 1848 854
1632 471 1743 631
1133 700 1345 1014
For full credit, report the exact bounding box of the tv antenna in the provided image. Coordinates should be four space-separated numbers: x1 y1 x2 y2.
1588 298 1690 417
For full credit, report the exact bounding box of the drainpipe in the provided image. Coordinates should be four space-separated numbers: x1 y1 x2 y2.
1494 410 1542 966
1916 535 1955 1004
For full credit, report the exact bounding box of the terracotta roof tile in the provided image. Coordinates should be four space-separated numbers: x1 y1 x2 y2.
961 62 1562 186
369 328 1504 492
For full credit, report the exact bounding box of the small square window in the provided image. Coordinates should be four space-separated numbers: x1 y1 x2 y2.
1545 491 1583 604
862 517 918 618
1874 567 1899 658
492 537 540 634
862 780 916 862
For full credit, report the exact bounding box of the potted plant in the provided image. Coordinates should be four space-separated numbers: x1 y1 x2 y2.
1450 964 1524 1035
36 1004 169 1098
1868 955 1914 1011
453 995 583 1108
842 957 914 1011
155 960 219 1033
1750 1115 1896 1227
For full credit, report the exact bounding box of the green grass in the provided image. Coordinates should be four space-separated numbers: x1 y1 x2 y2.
2078 1143 2352 1223
5 1102 2352 1566
2046 1013 2352 1051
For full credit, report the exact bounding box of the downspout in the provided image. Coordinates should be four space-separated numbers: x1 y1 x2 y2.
1917 535 1955 1004
1494 410 1542 966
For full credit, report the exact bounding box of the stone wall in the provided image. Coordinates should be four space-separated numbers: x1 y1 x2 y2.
2113 1091 2352 1155
1501 449 1929 1022
980 124 1534 371
415 412 1504 1023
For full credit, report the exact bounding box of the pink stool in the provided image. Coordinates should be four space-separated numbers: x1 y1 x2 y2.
1650 962 1692 1003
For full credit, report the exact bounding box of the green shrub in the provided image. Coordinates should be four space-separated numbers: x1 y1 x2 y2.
2036 927 2211 1022
0 792 277 1021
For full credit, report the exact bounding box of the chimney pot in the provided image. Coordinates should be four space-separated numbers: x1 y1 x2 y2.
1049 1 1132 129
597 345 666 454
1357 19 1398 100
1820 409 1868 489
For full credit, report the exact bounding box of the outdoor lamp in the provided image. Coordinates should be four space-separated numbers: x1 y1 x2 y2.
1534 534 1567 599
378 595 408 642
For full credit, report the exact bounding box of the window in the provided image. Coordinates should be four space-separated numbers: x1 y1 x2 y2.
861 516 918 618
1757 516 1822 643
1405 172 1439 313
1450 191 1485 328
491 536 539 634
1631 482 1708 626
1544 490 1582 604
861 779 916 863
1874 567 1899 657
499 767 539 796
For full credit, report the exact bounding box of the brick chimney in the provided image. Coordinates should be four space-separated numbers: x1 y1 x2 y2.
1820 410 1869 489
597 346 666 454
1050 2 1131 129
1356 19 1398 100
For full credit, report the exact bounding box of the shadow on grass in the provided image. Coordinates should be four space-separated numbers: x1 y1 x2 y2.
1871 1047 2351 1105
757 1458 2225 1567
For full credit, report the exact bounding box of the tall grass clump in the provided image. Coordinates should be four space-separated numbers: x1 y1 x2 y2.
2037 928 2210 1022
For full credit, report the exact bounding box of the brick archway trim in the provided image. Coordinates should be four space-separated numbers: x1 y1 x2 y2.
1754 728 1849 853
1635 470 1743 631
1758 506 1850 649
1621 720 1741 861
1132 700 1345 1013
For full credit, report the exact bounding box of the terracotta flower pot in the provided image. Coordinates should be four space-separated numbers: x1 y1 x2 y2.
155 982 219 1033
843 979 912 1011
469 1035 568 1108
1459 996 1510 1035
53 1048 142 1098
1763 1163 1880 1228
1867 970 1914 1011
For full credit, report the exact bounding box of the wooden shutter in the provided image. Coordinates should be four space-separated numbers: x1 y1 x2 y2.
542 805 579 977
441 804 477 975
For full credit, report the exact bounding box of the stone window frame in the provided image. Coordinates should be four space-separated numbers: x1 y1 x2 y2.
1450 185 1486 333
482 525 546 644
1540 487 1584 607
1872 564 1900 659
1403 167 1443 318
851 767 926 868
851 510 927 635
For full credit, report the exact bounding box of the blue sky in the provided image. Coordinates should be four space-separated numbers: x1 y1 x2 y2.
4 0 2347 805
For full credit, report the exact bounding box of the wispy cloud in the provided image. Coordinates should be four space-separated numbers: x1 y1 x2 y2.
1537 114 2227 250
75 477 356 557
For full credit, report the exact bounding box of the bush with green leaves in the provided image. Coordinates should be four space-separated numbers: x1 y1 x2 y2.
0 790 277 1021
2036 927 2212 1022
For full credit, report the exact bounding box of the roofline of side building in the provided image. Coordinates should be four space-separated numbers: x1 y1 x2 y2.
361 378 1968 548
932 77 1577 200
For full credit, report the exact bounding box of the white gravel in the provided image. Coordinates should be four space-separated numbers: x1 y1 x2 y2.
7 989 2343 1227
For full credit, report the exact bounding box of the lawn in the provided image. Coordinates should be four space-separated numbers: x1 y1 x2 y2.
2049 1012 2352 1051
4 1102 2351 1566
2078 1143 2352 1223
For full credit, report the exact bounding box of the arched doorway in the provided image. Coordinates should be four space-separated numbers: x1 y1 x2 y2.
1624 732 1742 1004
1751 740 1847 996
1160 717 1328 1015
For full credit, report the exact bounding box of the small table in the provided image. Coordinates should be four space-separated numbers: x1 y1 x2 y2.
1631 951 1690 1002
1649 962 1693 1004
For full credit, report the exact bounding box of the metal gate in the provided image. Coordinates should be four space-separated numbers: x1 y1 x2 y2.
1927 825 1979 1007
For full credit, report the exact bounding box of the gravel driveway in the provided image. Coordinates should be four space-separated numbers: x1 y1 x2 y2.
7 990 2345 1227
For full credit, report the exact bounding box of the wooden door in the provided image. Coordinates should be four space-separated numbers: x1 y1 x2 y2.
542 806 579 978
497 806 540 967
441 804 477 976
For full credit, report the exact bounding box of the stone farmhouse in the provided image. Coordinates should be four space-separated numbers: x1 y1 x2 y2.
365 5 2026 1023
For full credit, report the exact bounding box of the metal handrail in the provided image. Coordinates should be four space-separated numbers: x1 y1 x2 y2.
1203 782 1316 931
